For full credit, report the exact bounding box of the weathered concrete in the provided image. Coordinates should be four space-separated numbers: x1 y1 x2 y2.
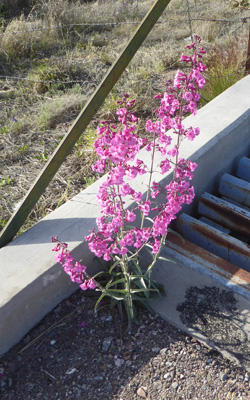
1 75 250 355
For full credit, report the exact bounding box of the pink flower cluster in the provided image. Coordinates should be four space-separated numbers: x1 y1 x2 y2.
52 36 206 291
51 237 96 291
85 36 206 257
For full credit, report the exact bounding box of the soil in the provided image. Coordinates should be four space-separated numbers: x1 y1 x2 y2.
1 290 250 400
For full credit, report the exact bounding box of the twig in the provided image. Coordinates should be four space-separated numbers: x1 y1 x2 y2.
44 370 56 380
18 309 78 354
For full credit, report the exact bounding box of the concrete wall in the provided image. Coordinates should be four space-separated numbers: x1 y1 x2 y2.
1 74 250 355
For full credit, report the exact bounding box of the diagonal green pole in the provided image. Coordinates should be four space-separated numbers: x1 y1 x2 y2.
0 0 172 248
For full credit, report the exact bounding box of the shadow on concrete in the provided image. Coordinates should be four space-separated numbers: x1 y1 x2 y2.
177 285 250 370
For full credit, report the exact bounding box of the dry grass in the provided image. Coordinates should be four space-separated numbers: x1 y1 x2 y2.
0 0 249 235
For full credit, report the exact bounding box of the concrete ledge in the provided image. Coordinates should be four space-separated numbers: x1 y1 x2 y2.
1 75 250 355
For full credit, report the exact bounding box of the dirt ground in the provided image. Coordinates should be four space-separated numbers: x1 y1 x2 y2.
1 290 250 400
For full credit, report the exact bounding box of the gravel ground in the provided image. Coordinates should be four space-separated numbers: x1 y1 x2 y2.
1 290 250 400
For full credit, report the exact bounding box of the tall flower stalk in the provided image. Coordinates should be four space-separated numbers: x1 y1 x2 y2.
52 36 206 332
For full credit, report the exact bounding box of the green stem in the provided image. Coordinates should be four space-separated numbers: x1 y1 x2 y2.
143 234 167 281
121 255 134 333
140 130 157 230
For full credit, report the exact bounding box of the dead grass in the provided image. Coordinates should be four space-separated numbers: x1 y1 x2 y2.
0 0 249 236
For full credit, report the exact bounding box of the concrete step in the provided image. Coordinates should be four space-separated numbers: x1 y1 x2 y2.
219 173 250 208
237 156 250 182
177 213 250 272
198 192 250 237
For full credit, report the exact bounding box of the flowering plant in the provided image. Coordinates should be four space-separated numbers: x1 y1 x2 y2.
52 36 206 332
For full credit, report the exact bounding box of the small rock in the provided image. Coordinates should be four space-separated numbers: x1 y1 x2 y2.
102 337 113 352
50 340 56 346
152 347 160 353
114 358 124 368
220 372 228 382
153 380 162 390
0 367 4 375
100 313 113 322
137 387 147 398
66 368 77 375
171 381 179 390
166 362 173 367
163 372 172 381
94 376 104 381
126 360 132 366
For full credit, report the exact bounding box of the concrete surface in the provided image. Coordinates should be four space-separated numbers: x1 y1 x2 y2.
1 74 250 356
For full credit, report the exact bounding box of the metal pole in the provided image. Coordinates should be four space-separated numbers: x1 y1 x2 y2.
0 0 172 248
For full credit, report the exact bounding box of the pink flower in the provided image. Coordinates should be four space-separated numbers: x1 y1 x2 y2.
55 251 66 263
138 201 151 216
125 210 136 222
87 278 97 290
152 239 161 254
119 183 134 196
80 281 88 291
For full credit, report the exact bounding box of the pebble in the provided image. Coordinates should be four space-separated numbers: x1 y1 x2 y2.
102 337 113 352
100 313 113 322
137 387 147 398
220 372 228 382
66 368 77 375
163 372 173 381
50 340 56 346
94 376 104 381
172 381 179 390
165 362 173 367
152 347 160 353
114 358 124 368
153 380 162 390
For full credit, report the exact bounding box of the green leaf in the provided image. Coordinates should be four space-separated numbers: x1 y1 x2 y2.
105 278 126 289
108 258 122 273
91 270 108 279
94 291 109 312
157 255 172 262
130 288 158 294
108 288 127 294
